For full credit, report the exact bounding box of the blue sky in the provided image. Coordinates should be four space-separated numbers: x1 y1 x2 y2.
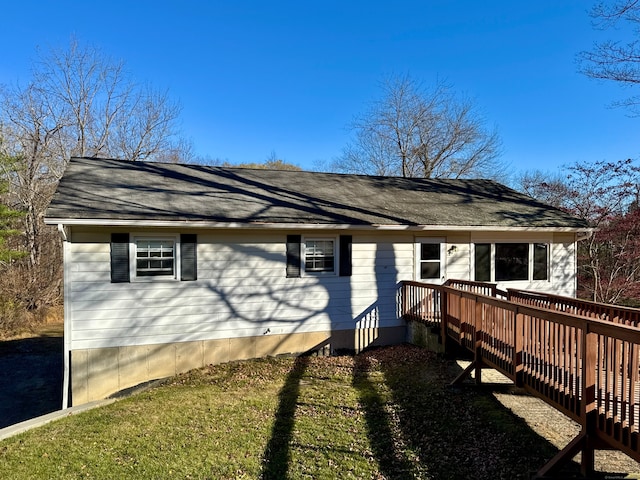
1 1 638 179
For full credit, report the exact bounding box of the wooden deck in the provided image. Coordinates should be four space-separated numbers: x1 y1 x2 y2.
400 279 640 478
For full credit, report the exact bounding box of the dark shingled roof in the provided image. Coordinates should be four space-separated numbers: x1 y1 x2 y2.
45 157 589 229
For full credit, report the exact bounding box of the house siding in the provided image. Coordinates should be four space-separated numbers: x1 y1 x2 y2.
444 233 472 281
551 233 577 297
67 229 413 352
67 229 578 350
65 227 578 404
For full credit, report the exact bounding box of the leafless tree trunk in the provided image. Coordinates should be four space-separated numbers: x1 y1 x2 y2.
333 74 504 179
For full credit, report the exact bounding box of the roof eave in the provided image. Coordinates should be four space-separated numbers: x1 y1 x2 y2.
44 217 591 233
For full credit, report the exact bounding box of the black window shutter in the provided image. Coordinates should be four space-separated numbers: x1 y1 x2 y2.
286 235 301 278
110 233 130 283
339 235 352 277
181 234 197 281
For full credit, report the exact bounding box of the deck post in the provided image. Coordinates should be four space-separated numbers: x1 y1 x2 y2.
474 296 483 385
580 326 597 477
440 287 448 350
401 283 408 321
513 311 524 388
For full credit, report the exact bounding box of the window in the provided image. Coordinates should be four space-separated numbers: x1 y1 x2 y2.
287 235 351 278
110 233 198 283
474 243 491 282
495 243 528 281
533 243 549 281
473 242 549 282
304 238 336 273
416 238 444 281
136 239 175 277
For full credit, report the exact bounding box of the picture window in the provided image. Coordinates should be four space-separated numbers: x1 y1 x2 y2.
473 242 549 282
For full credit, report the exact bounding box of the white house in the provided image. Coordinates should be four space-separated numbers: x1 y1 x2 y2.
45 157 590 406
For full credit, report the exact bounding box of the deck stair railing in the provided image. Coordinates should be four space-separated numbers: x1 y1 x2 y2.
399 279 640 479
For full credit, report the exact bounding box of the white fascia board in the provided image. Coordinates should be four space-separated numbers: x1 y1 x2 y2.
44 217 591 234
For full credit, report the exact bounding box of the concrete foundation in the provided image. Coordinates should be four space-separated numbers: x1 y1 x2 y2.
406 320 445 354
70 326 406 405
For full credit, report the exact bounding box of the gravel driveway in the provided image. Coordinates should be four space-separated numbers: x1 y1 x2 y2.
0 326 63 429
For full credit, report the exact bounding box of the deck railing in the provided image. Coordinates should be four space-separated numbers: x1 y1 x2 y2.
508 288 640 327
399 279 640 478
400 281 442 325
400 279 507 326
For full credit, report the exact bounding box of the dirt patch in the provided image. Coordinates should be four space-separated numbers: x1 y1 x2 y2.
0 324 63 428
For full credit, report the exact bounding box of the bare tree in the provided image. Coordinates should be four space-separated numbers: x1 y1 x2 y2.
25 39 187 163
519 159 640 304
0 38 189 320
518 170 575 209
334 74 504 179
0 84 64 272
579 0 640 112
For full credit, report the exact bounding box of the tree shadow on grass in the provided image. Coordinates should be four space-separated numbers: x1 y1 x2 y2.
353 353 417 480
354 345 585 480
261 355 309 480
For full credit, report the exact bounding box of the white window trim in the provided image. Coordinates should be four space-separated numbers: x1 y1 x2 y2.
302 236 338 276
470 241 551 284
415 237 446 283
130 234 181 282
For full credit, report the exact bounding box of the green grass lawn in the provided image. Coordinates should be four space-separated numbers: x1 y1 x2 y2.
0 345 565 479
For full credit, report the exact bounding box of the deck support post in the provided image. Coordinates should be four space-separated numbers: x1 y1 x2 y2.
474 295 483 385
440 286 448 350
580 327 597 478
474 356 483 384
450 295 485 387
450 360 477 386
513 311 524 388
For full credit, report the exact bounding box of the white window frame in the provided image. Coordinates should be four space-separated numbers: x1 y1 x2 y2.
415 237 446 283
471 241 551 284
303 236 338 276
130 234 181 282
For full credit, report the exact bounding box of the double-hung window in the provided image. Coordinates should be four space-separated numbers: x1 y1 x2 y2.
473 242 549 282
111 233 197 283
304 238 336 274
135 239 176 278
416 238 445 281
286 234 351 278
